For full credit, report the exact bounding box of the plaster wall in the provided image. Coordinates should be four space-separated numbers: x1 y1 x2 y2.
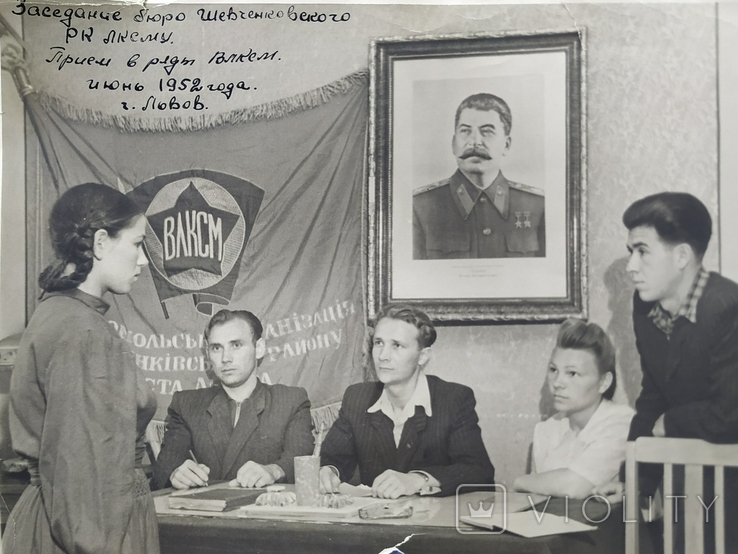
6 2 720 485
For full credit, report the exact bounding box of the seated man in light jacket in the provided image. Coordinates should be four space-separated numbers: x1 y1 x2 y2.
319 304 495 499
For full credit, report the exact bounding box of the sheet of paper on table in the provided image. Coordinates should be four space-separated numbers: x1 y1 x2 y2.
499 492 549 513
460 512 596 538
238 495 383 519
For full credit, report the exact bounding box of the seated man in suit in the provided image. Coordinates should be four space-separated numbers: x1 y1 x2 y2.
319 304 495 498
152 309 314 490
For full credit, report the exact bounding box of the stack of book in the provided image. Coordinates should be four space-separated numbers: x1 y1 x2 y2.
168 483 264 512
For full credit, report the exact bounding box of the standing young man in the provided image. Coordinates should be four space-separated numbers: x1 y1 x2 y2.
624 193 738 446
598 192 738 550
319 304 495 498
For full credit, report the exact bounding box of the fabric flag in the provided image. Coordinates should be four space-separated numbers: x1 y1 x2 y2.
23 71 368 419
127 170 265 317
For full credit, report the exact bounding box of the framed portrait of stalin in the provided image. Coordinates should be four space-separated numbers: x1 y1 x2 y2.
368 30 586 322
412 92 545 261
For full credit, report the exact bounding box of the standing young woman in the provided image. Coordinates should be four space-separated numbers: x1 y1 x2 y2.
3 184 159 553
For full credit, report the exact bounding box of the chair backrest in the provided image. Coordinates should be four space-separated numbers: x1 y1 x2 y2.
145 419 166 460
310 401 341 437
625 437 738 554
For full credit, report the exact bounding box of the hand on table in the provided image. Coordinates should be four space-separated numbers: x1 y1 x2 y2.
371 470 425 499
170 460 210 490
592 481 624 504
651 414 666 437
319 466 341 493
229 461 283 488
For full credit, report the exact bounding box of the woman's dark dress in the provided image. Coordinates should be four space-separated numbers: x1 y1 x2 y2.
3 289 159 554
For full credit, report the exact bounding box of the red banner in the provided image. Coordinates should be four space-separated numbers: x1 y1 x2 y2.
25 73 368 417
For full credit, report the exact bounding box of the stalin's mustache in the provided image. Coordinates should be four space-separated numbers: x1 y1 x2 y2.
459 147 491 160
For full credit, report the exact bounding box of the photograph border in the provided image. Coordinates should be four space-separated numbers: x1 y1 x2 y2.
367 29 587 323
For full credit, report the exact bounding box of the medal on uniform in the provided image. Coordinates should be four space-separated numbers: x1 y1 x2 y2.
514 212 523 228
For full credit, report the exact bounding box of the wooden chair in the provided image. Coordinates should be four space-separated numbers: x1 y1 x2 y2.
625 437 738 554
145 419 166 460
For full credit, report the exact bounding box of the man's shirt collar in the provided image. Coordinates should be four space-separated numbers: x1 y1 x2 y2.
367 372 432 446
648 266 709 336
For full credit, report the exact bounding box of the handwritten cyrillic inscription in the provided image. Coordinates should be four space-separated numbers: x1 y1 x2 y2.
14 1 351 114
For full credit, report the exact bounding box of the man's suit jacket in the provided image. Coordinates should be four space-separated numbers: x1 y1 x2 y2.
152 381 313 489
629 272 738 444
320 375 495 496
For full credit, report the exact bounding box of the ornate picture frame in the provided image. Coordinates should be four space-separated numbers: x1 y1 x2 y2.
367 30 587 322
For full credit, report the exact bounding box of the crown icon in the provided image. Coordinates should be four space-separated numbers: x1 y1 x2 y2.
468 501 494 518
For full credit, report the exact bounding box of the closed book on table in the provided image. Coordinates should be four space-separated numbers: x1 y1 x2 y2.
168 483 264 512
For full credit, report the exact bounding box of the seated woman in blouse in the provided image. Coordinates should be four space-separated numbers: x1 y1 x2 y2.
513 319 634 499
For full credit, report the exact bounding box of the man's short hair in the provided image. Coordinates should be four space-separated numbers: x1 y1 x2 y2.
371 304 437 349
622 192 712 259
204 309 264 344
454 93 512 136
556 318 617 401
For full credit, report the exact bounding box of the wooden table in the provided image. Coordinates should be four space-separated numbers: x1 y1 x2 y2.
156 488 627 554
3 476 635 553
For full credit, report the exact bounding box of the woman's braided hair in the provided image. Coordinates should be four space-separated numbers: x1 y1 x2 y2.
39 183 143 293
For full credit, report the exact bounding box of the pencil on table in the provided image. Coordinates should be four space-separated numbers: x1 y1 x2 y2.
189 449 210 487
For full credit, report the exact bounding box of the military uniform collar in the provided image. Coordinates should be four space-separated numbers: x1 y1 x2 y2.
450 170 509 220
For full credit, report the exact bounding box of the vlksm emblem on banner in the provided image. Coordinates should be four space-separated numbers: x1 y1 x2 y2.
128 169 264 317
